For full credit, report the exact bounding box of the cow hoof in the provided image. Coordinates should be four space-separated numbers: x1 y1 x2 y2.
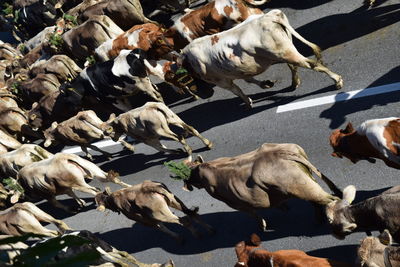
336 77 344 89
261 80 275 89
205 141 213 149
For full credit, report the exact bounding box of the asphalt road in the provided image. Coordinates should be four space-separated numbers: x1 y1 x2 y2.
32 0 400 266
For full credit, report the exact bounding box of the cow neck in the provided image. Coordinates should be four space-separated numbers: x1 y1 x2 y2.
104 195 120 213
345 198 379 229
344 131 381 158
164 27 188 51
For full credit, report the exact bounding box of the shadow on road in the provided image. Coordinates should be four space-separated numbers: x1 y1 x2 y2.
320 66 400 129
307 244 358 264
294 4 400 56
35 197 96 221
267 0 333 10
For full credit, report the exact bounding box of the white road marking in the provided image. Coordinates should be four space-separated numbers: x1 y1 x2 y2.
62 139 120 154
276 82 400 113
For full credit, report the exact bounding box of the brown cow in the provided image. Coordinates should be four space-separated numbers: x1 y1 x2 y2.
235 233 353 267
95 181 214 243
325 185 400 242
358 230 400 267
78 0 155 31
105 102 213 155
43 110 112 160
330 117 400 169
177 143 341 231
16 153 130 212
60 15 123 64
0 144 53 178
0 129 21 154
0 202 71 237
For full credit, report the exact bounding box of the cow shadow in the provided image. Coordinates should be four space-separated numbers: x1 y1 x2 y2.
267 0 333 10
177 83 338 132
307 244 359 264
98 198 335 254
35 197 96 221
320 66 400 129
294 4 400 56
353 186 393 202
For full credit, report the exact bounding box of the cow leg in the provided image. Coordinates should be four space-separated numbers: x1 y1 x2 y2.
222 83 252 109
87 144 112 159
81 146 93 161
66 189 86 207
144 138 184 154
287 64 301 89
181 123 213 149
118 137 135 152
16 211 59 237
244 77 275 89
20 202 71 233
73 185 99 196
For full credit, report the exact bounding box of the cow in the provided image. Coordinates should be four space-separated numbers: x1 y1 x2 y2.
105 102 213 155
0 202 71 237
0 105 41 141
173 143 341 231
0 144 53 178
60 15 123 64
358 230 400 267
23 26 57 52
95 181 215 243
29 54 82 83
164 10 343 108
325 185 400 242
64 49 164 113
78 0 156 31
330 117 400 170
234 233 353 267
0 87 19 108
96 0 267 61
65 0 103 18
0 43 21 61
16 153 130 212
0 129 21 154
27 90 82 131
43 110 112 160
13 73 60 108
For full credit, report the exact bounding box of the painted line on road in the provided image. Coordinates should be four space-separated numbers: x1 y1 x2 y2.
276 82 400 113
62 139 120 154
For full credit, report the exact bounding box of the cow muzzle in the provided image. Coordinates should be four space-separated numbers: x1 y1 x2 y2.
96 205 106 212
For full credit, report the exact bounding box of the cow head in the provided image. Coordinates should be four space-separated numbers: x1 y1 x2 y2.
234 234 265 267
148 28 176 60
95 187 112 212
325 185 357 240
28 103 43 130
182 155 204 192
358 230 394 267
43 121 58 147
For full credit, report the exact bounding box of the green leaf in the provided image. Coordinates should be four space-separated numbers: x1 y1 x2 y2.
164 161 191 180
2 178 24 193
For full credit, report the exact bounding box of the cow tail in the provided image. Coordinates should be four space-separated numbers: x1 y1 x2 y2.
243 0 270 6
273 10 322 62
280 151 342 197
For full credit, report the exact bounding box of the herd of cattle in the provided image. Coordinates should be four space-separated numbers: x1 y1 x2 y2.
0 0 398 266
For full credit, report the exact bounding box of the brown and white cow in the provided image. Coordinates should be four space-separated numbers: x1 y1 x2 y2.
330 117 400 169
0 144 53 178
78 0 156 31
178 143 341 231
358 230 400 267
0 202 71 237
16 153 130 212
165 10 343 108
0 129 21 154
29 54 82 83
105 102 213 155
326 185 400 242
95 181 214 243
43 110 112 160
60 15 123 64
235 233 353 267
95 0 267 61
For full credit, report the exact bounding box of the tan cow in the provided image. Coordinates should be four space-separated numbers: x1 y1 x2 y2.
235 233 353 267
0 42 21 61
95 181 214 243
358 230 400 267
0 105 40 141
16 153 129 212
43 110 112 160
165 10 343 108
330 117 400 169
29 55 82 83
176 143 341 231
105 102 213 155
0 129 21 154
0 202 71 237
0 87 19 108
0 144 53 178
61 15 123 64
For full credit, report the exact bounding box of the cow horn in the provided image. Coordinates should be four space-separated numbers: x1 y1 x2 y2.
196 155 204 163
378 229 392 246
342 185 356 204
105 187 112 195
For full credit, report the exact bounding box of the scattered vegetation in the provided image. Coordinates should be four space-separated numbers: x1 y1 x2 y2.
1 3 13 16
62 14 78 26
48 32 64 52
10 82 20 95
2 178 24 194
85 55 96 67
164 161 191 180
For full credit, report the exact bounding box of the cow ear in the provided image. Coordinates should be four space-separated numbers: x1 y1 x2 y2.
378 229 392 246
342 185 356 204
104 187 112 195
341 122 354 134
50 121 58 130
31 102 38 110
250 233 261 246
